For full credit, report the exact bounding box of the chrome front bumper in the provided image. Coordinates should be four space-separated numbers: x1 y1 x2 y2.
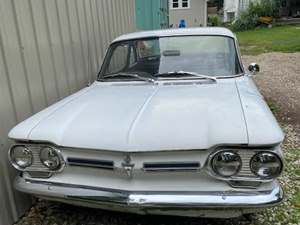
15 176 283 218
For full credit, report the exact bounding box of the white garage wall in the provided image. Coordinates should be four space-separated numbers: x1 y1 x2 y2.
0 0 136 224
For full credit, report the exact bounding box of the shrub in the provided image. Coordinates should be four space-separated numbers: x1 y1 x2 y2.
232 10 259 31
208 15 222 27
254 0 278 17
232 0 279 31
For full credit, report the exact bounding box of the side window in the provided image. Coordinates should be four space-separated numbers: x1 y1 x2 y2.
129 46 137 67
136 40 160 59
107 44 129 74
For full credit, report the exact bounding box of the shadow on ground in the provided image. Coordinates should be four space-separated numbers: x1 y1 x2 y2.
16 200 253 225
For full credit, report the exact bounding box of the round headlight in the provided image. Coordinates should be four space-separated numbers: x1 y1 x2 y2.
40 147 61 170
211 151 242 177
250 152 283 179
10 145 33 169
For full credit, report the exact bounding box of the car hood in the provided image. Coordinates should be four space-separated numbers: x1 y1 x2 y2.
9 78 282 152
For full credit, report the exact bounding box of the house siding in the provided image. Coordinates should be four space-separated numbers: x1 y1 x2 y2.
169 0 207 27
224 0 256 22
0 0 136 224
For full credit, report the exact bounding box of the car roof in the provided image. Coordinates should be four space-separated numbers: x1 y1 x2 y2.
112 27 236 43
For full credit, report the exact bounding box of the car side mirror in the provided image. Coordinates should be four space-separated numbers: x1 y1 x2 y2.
248 63 260 75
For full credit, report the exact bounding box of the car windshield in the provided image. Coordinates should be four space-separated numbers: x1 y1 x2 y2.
98 36 243 81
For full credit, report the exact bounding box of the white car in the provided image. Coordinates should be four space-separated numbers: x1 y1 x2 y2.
8 28 284 218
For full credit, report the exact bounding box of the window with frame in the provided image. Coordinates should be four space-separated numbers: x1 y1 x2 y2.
99 36 242 79
170 0 190 9
106 44 129 74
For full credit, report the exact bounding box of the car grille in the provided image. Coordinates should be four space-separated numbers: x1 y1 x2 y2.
24 146 260 181
64 150 259 178
24 145 51 172
207 149 259 181
236 150 257 178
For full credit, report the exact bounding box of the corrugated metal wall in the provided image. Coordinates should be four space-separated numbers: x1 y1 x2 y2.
0 0 136 224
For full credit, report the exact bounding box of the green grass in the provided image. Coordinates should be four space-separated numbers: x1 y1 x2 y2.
267 100 280 114
262 147 300 225
236 25 300 55
294 191 300 208
283 147 300 222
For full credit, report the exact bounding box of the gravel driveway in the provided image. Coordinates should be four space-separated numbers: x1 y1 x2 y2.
243 53 300 129
15 53 300 225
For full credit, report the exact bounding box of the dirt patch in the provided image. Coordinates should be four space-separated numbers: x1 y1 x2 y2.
14 200 255 225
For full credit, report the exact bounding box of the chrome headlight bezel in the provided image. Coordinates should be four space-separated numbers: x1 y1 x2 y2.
206 148 284 183
8 144 65 173
9 145 33 170
39 146 62 170
250 151 283 179
210 150 242 177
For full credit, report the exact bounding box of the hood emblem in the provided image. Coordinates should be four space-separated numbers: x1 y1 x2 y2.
122 155 135 178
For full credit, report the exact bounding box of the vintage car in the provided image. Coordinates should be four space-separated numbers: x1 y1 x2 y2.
8 28 284 218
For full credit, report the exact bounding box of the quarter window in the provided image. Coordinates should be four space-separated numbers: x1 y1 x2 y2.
106 44 129 74
170 0 190 9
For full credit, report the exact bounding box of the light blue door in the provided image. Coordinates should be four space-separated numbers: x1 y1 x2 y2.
135 0 169 30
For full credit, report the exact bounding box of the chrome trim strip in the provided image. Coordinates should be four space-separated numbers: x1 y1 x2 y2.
15 177 283 209
10 140 280 153
67 158 114 170
143 162 201 172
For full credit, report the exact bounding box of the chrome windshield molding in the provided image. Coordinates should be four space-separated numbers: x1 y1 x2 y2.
215 72 245 79
234 38 245 74
8 144 65 174
206 149 283 182
15 177 283 209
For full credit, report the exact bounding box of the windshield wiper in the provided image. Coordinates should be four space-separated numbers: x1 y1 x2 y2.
101 72 156 83
155 71 217 82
